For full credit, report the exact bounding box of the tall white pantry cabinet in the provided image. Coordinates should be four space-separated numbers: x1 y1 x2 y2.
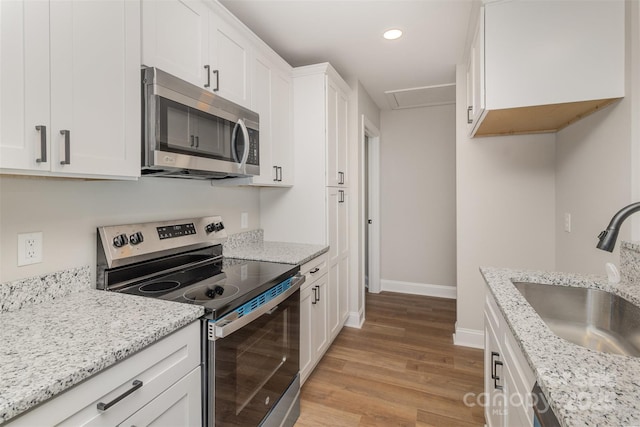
260 63 351 379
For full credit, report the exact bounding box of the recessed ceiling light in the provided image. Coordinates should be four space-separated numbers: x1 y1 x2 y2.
383 29 403 40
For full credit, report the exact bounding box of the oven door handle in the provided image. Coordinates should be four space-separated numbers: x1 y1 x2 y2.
211 274 305 340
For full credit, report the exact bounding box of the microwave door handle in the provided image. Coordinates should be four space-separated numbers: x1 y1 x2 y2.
231 120 240 163
238 119 250 169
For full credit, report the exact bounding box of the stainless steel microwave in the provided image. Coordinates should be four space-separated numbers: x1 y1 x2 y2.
141 67 259 179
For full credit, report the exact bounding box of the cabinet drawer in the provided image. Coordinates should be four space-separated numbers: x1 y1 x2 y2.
300 253 328 290
10 321 201 426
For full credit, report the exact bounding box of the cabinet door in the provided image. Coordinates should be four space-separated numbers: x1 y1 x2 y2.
50 0 140 177
312 275 329 356
209 12 251 107
484 315 506 427
250 54 274 185
141 0 209 89
327 187 348 338
0 0 50 172
121 367 201 427
326 79 339 186
299 284 314 384
336 88 348 186
271 70 294 185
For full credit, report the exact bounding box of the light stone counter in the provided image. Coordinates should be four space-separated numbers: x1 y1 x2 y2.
0 266 204 424
481 243 640 427
223 229 329 265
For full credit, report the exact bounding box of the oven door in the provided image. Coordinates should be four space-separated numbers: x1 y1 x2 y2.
207 284 301 426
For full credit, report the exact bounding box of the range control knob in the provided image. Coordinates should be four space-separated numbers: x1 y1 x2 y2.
205 221 225 234
112 234 129 248
129 231 144 245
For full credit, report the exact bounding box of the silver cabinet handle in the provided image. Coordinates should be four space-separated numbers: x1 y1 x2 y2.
338 171 345 185
59 130 70 165
195 136 199 148
35 125 47 163
213 69 219 92
97 380 143 411
467 106 473 124
204 65 211 88
273 165 278 182
339 190 345 203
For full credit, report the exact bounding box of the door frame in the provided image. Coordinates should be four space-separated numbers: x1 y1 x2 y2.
361 115 381 294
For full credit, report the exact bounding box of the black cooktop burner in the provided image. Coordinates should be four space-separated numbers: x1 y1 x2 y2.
140 281 180 293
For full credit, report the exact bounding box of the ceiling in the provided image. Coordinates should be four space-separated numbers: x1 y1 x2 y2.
219 0 474 110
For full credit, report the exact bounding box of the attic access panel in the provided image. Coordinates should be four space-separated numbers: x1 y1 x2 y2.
385 83 456 110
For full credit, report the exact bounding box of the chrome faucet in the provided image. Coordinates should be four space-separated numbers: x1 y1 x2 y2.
597 202 640 252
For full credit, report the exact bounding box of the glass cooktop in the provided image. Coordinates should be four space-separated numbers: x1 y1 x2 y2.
118 258 298 319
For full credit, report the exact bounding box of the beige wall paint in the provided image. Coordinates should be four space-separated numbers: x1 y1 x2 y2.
555 0 637 274
380 104 456 287
0 176 260 283
455 64 557 334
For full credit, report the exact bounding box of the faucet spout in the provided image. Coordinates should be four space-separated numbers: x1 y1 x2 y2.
597 202 640 252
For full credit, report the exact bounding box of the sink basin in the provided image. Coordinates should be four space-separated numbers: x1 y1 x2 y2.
513 282 640 357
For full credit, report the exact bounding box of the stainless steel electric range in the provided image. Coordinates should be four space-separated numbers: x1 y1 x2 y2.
96 216 303 427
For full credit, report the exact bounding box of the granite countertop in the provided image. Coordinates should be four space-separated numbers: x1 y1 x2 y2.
0 268 204 424
223 229 329 265
481 264 640 427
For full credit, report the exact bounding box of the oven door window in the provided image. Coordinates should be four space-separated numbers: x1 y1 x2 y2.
214 290 299 426
157 97 241 163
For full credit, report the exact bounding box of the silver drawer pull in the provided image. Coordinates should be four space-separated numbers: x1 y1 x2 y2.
35 125 47 163
59 130 70 165
97 380 143 411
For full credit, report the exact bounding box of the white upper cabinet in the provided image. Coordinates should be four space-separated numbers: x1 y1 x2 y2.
468 0 625 137
142 0 252 108
1 0 140 179
209 11 252 107
250 51 293 186
325 71 349 187
141 0 209 88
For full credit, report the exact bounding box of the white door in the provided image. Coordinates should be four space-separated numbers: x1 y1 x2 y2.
271 71 293 185
49 0 139 177
336 89 348 186
121 367 201 427
0 0 50 172
325 79 339 186
312 275 329 356
141 0 209 89
209 13 251 107
251 55 274 184
299 284 314 384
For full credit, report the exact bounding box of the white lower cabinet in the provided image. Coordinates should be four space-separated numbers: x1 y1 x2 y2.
484 287 535 427
121 367 201 427
299 253 330 385
9 322 201 427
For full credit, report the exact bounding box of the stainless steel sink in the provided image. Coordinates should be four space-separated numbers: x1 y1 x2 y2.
513 282 640 357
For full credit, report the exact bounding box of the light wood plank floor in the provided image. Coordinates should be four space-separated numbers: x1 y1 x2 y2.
295 291 485 427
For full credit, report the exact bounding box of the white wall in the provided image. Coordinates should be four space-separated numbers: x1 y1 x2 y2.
555 0 638 274
0 176 260 283
379 104 457 289
455 64 557 344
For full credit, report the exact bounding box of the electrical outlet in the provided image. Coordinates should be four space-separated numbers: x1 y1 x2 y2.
241 212 248 229
18 232 43 266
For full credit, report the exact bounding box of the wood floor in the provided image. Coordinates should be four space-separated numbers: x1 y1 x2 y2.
295 291 485 427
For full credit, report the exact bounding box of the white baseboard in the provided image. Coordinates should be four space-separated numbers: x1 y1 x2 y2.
380 279 456 299
453 322 484 349
344 310 364 328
